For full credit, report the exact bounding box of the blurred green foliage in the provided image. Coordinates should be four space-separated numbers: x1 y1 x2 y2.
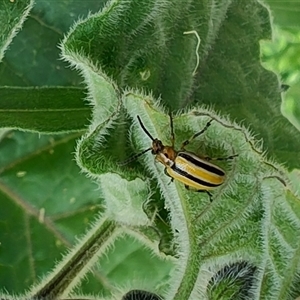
261 26 300 130
262 26 300 85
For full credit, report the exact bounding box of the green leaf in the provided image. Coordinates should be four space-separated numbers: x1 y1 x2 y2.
282 84 300 131
119 91 300 299
74 78 300 298
0 0 108 86
0 132 101 293
0 0 33 62
62 0 207 110
0 87 90 133
289 169 300 194
61 0 300 170
264 0 300 29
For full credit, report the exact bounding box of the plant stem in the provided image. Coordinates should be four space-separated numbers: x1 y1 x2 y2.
32 216 117 300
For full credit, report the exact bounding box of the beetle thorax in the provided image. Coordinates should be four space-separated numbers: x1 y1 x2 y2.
154 145 177 168
162 146 177 161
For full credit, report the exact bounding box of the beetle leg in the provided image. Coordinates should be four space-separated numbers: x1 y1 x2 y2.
169 112 175 148
180 119 213 150
198 190 213 202
168 178 174 185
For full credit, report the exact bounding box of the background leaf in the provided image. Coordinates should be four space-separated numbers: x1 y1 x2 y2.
0 0 33 62
0 131 101 292
264 0 300 29
0 0 108 86
0 87 90 133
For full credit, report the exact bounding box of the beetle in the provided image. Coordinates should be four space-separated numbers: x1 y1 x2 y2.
119 115 237 200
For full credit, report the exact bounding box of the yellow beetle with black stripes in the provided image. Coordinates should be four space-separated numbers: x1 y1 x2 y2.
119 115 237 200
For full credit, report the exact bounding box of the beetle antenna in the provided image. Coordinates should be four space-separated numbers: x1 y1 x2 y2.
137 116 155 141
117 147 152 166
118 116 155 166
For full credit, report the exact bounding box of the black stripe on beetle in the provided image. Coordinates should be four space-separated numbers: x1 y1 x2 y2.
178 152 225 176
170 164 223 188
